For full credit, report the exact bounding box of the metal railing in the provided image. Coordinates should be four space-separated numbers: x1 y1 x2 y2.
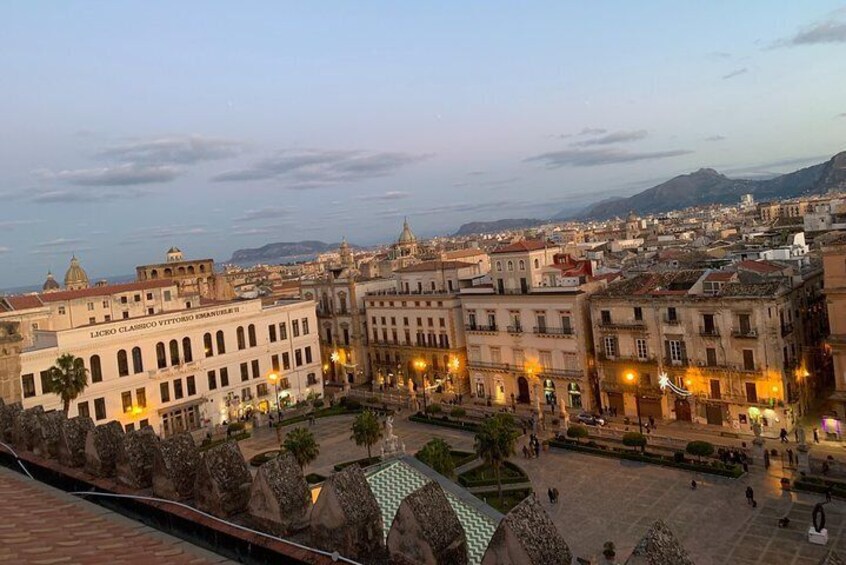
731 328 758 338
599 319 646 329
534 326 575 336
699 326 720 337
506 325 523 334
465 324 498 332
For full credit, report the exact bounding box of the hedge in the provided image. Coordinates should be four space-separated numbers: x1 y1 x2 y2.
793 476 846 497
249 449 280 467
408 413 480 433
199 431 250 452
548 439 744 478
333 456 383 472
458 461 530 488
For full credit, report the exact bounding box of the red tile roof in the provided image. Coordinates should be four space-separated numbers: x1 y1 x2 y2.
736 260 784 274
37 280 177 303
395 260 476 273
704 271 736 282
3 294 45 310
490 240 552 254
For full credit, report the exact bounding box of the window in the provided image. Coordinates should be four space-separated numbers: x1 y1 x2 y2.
257 383 268 397
745 382 758 403
164 290 172 301
122 311 129 320
636 339 648 360
496 261 502 272
295 349 303 367
248 324 257 347
220 367 229 387
667 340 685 364
136 388 146 408
203 333 213 357
272 354 280 372
208 370 217 390
77 401 90 418
182 337 193 363
487 312 496 329
268 324 277 343
242 387 252 401
134 294 141 302
561 315 572 333
706 348 717 367
89 317 96 325
216 330 226 354
738 313 752 334
186 375 196 396
58 306 66 315
743 349 755 371
343 327 350 345
105 315 112 321
305 346 313 364
279 322 287 340
603 336 618 358
307 373 318 385
156 342 167 368
240 362 249 382
282 352 291 370
534 258 540 269
139 419 149 429
237 326 246 350
634 307 643 321
667 307 678 322
90 355 102 383
169 339 180 365
122 391 133 413
94 398 106 421
251 359 260 379
518 260 525 270
102 300 109 308
292 319 300 337
125 423 135 433
173 379 184 400
703 313 716 335
146 292 153 300
600 310 611 324
88 302 95 311
160 382 170 403
22 374 35 398
117 350 129 377
507 261 514 271
132 347 143 373
302 318 309 335
40 370 53 394
709 379 721 400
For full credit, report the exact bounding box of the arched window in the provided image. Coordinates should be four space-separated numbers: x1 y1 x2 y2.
518 260 525 270
430 281 436 291
117 349 129 377
507 261 514 271
90 355 102 383
177 266 186 275
169 339 180 365
164 268 172 277
150 269 159 279
534 258 539 269
304 292 314 301
187 265 195 275
156 342 167 369
182 337 193 363
203 333 213 357
236 326 246 350
132 347 143 374
321 293 330 313
247 324 257 347
199 264 206 273
216 330 226 354
338 293 348 314
496 261 502 272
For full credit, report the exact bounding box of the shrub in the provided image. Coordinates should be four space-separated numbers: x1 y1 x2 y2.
622 432 647 451
425 403 442 415
344 398 362 411
673 451 685 463
249 450 280 467
228 422 246 433
312 398 325 409
686 441 715 463
566 425 589 442
450 407 467 419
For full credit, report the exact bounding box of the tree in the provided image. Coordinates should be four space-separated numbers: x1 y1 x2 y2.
685 440 715 463
622 431 647 453
282 427 320 470
48 353 89 414
474 413 519 505
566 425 589 444
351 410 382 459
418 438 455 478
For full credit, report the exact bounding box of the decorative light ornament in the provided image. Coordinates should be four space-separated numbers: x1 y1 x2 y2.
658 371 692 398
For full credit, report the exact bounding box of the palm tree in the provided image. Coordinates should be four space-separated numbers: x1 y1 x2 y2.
351 410 382 459
282 427 320 470
418 438 455 478
474 413 519 506
48 353 89 414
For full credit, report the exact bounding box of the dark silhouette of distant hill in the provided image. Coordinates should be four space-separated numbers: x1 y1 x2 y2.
228 241 341 265
569 151 846 219
452 218 543 236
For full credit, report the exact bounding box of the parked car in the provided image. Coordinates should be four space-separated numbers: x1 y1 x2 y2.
576 412 607 426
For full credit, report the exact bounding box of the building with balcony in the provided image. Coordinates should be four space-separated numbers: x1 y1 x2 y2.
589 267 822 436
823 233 846 424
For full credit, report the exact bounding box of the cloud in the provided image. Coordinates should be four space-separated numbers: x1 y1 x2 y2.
467 171 486 176
0 220 38 231
230 226 288 237
97 135 243 165
35 237 87 250
573 130 648 147
525 148 693 168
233 206 293 223
780 17 846 46
704 135 726 142
28 186 151 203
32 246 95 256
708 51 732 59
553 127 608 139
123 226 209 244
355 191 411 201
0 247 10 254
722 68 748 80
213 148 432 188
43 163 180 186
838 113 846 118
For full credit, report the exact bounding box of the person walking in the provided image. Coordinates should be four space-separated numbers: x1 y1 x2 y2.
787 448 794 466
547 488 554 504
826 485 833 503
552 487 559 503
814 427 820 444
648 415 656 430
746 486 756 508
779 428 789 443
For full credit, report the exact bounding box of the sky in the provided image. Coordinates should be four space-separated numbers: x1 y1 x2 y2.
1 1 846 288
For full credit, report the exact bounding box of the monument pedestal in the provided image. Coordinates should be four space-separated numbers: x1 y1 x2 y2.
808 527 829 545
797 446 811 473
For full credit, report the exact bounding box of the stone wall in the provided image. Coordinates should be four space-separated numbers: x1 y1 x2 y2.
0 322 23 404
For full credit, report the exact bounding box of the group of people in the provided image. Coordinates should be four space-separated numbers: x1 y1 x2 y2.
546 487 560 504
522 434 542 459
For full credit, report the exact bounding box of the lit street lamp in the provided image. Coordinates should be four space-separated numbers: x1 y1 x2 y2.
525 362 543 429
625 371 644 434
413 359 428 414
268 371 282 421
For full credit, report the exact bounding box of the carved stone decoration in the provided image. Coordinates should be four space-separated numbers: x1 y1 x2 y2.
115 426 159 489
194 441 252 518
387 482 468 565
58 415 95 468
33 410 67 459
248 452 312 535
84 421 125 478
310 464 385 560
13 405 45 451
151 432 199 501
481 495 572 565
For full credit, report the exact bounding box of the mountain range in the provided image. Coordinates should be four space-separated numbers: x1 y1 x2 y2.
228 241 342 265
452 218 544 236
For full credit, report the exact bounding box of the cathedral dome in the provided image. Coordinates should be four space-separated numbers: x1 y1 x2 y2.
398 218 416 244
64 256 90 290
42 271 60 292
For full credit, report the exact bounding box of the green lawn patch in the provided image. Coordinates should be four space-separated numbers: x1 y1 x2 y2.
793 475 846 497
476 488 532 514
457 460 529 488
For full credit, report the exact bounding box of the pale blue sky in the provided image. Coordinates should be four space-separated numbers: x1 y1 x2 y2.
1 1 845 288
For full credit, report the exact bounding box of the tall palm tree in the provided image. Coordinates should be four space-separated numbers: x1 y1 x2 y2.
48 353 89 414
282 427 320 470
351 410 382 459
474 413 519 505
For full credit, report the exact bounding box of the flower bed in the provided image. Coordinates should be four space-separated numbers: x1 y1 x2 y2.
458 460 529 488
408 413 480 433
549 439 743 478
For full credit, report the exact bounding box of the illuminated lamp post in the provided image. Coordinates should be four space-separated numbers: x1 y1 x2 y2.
267 371 282 421
448 356 460 395
625 370 644 435
414 358 428 415
525 361 543 428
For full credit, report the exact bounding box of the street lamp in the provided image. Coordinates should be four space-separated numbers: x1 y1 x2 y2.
525 361 544 428
267 371 282 421
448 356 460 395
625 371 644 434
413 358 428 414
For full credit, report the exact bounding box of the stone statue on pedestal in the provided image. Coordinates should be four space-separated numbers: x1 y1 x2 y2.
381 416 405 459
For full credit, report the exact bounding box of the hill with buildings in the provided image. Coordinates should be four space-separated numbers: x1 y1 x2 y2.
570 151 846 220
228 240 341 265
452 218 543 236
